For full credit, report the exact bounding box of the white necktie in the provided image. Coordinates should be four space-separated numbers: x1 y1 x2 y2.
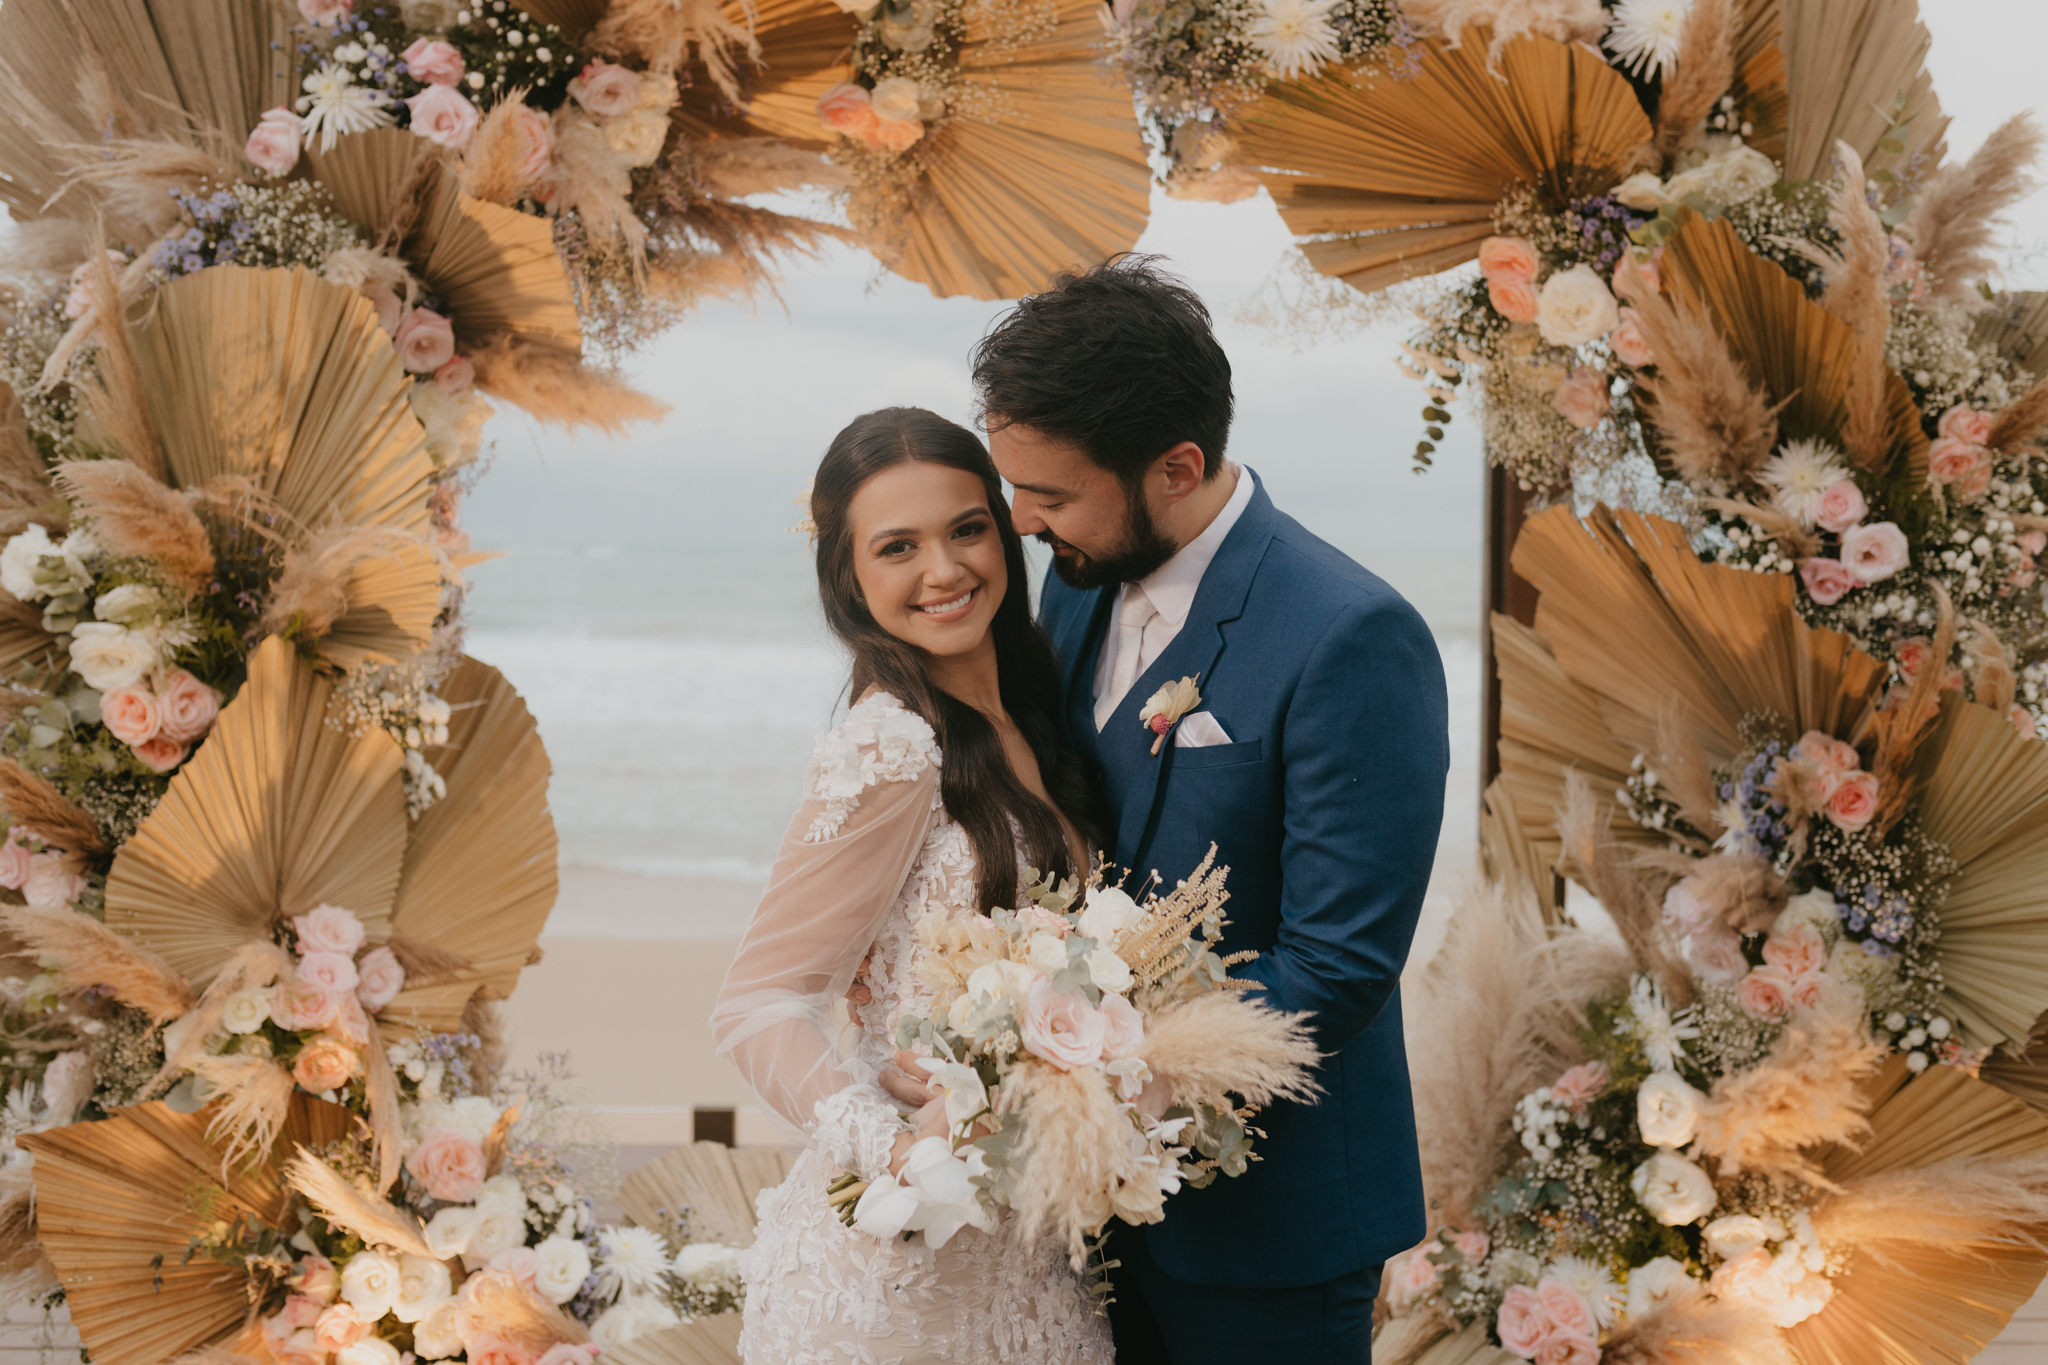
1097 585 1159 731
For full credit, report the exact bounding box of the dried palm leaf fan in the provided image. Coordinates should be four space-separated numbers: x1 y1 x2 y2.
316 536 446 673
1971 291 2048 380
1371 1319 1519 1365
305 129 585 357
1776 0 1945 183
1785 1058 2048 1365
18 1094 351 1365
103 636 409 991
617 1140 796 1251
604 1315 746 1365
1476 778 1563 927
510 0 612 41
381 656 557 1033
1728 0 1788 165
1660 213 1929 480
0 0 291 222
1230 29 1651 296
666 0 853 148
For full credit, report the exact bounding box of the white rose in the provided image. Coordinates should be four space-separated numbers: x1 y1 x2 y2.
413 1299 465 1359
965 959 1034 1012
0 526 54 601
339 1248 402 1318
1777 889 1839 939
532 1236 593 1305
1624 1255 1694 1318
602 108 669 167
408 380 490 467
1026 931 1068 976
870 77 923 124
1826 937 1902 1003
67 623 153 691
1086 945 1133 994
1535 264 1621 348
1636 1071 1708 1148
450 1095 502 1142
590 1296 681 1350
674 1242 743 1287
475 1172 526 1214
465 1204 525 1266
392 1252 452 1323
1667 145 1779 205
1610 170 1666 209
92 584 159 625
1629 1152 1718 1226
1702 1213 1772 1260
1077 886 1142 943
337 1338 401 1365
220 989 271 1035
422 1205 477 1259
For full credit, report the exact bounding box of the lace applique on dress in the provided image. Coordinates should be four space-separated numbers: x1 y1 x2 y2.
805 693 942 843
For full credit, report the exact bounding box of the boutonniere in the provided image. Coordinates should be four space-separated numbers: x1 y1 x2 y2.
1139 676 1202 756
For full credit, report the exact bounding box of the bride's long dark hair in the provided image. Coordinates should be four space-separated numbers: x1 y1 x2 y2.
809 407 1107 911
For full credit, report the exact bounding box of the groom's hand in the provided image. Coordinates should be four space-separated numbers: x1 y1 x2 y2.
879 1048 941 1108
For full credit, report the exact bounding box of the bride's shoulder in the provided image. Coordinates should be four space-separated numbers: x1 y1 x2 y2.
802 692 942 838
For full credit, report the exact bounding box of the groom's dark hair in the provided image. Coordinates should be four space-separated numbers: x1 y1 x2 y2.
970 254 1234 482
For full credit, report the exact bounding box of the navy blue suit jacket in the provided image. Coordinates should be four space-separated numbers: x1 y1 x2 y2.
1037 471 1448 1289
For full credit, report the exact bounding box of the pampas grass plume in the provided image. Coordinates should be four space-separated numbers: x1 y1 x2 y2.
460 91 546 207
192 1053 297 1172
1400 0 1605 59
1813 1151 2048 1261
592 0 759 103
1598 1286 1796 1365
55 459 215 594
1987 368 2048 455
1694 990 1884 1184
999 1058 1128 1268
470 336 670 434
1653 0 1734 160
260 524 429 640
1558 769 1693 1005
0 904 195 1023
284 1147 435 1258
0 758 104 859
1906 113 2044 301
1139 990 1320 1114
1618 261 1782 484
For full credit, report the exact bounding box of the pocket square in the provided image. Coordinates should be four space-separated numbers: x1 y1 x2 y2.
1173 711 1233 748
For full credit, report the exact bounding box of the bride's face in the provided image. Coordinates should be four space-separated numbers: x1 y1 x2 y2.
848 461 1007 659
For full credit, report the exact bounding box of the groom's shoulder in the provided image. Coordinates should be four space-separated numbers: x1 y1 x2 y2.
1255 502 1420 626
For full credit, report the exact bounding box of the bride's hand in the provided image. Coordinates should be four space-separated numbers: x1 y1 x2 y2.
879 1048 940 1108
846 957 872 1026
888 1095 950 1175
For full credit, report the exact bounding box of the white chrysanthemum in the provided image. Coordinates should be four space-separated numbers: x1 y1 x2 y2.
1757 438 1851 528
1625 974 1699 1072
596 1225 672 1300
1246 0 1344 81
1548 1255 1624 1327
1604 0 1692 79
297 65 395 152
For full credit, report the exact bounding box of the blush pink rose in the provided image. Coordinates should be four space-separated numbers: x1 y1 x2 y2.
1795 731 1860 778
1689 923 1750 985
1550 370 1610 429
1388 1245 1440 1305
131 734 189 773
355 946 406 1012
329 991 371 1047
467 1335 537 1365
1017 905 1069 936
401 38 466 86
1548 1061 1608 1110
1534 1332 1601 1365
281 1294 324 1329
246 107 305 176
273 1329 325 1365
295 904 367 956
1097 990 1146 1058
274 980 342 1031
568 60 641 118
1710 1247 1776 1305
511 105 553 181
365 282 403 337
817 83 880 138
1894 636 1933 683
1488 277 1541 324
312 1302 369 1352
1938 404 1994 446
1020 977 1106 1071
394 308 457 374
1536 1279 1597 1339
1928 437 1992 492
487 1245 540 1291
869 117 923 153
1952 459 1994 502
22 853 84 911
0 840 30 891
535 1346 599 1365
1763 922 1828 976
292 1035 359 1093
408 1128 488 1201
1496 1284 1549 1358
293 1254 340 1305
1786 969 1828 1010
1449 1228 1490 1262
404 85 480 150
1610 307 1653 367
1826 770 1879 831
434 355 475 395
1738 966 1793 1021
1798 556 1858 604
154 668 222 743
298 0 352 25
1477 236 1540 284
2020 531 2047 556
99 686 161 746
2011 706 2039 741
299 949 361 994
1814 479 1867 534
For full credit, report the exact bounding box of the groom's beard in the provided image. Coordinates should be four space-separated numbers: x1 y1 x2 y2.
1038 488 1179 590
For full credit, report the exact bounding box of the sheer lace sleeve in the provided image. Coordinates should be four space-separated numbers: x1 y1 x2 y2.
710 693 941 1176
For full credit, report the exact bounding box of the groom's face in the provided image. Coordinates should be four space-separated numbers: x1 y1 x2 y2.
989 424 1177 589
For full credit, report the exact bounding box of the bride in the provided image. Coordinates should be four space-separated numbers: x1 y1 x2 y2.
711 407 1117 1363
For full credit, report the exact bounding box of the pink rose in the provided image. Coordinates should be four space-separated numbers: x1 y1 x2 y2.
404 85 480 151
1017 905 1069 936
1496 1284 1548 1358
1449 1228 1490 1262
1020 977 1106 1071
1477 236 1540 284
2012 706 2039 741
511 105 553 181
281 1294 324 1329
1786 970 1828 1010
154 668 222 743
1550 370 1610 430
292 1035 359 1093
1952 459 1994 502
408 1128 488 1202
1097 990 1145 1058
1548 1061 1608 1110
2020 531 2047 556
272 1329 325 1365
131 735 189 773
355 945 406 1012
1710 1247 1777 1306
100 686 161 746
1763 922 1828 976
1738 966 1793 1021
330 991 371 1047
394 308 457 374
1938 404 1994 446
274 980 342 1031
1928 437 1992 495
299 950 361 994
1798 556 1858 604
816 83 880 139
1489 278 1541 324
1794 731 1859 778
1536 1279 1597 1339
434 355 475 395
488 1245 539 1291
1388 1244 1441 1306
1826 770 1879 831
869 117 923 153
1814 479 1866 534
1894 636 1933 683
298 0 353 26
293 1254 340 1305
0 840 30 891
245 107 305 176
312 1302 368 1352
568 60 641 118
366 282 404 338
467 1336 537 1365
401 39 465 86
294 904 367 956
1610 307 1653 367
1534 1332 1601 1365
22 853 85 911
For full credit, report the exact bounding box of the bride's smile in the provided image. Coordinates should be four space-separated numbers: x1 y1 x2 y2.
849 461 1009 659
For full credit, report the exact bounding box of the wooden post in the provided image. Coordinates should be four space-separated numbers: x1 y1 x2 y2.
1481 463 1543 793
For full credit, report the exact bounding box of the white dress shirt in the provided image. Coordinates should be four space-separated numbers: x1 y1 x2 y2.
1091 465 1253 731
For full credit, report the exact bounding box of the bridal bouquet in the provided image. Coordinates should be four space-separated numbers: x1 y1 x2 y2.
842 850 1319 1267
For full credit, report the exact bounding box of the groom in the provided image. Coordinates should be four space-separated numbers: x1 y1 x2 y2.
974 257 1449 1361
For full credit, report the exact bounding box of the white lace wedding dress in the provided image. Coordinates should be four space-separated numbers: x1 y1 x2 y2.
710 692 1114 1365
